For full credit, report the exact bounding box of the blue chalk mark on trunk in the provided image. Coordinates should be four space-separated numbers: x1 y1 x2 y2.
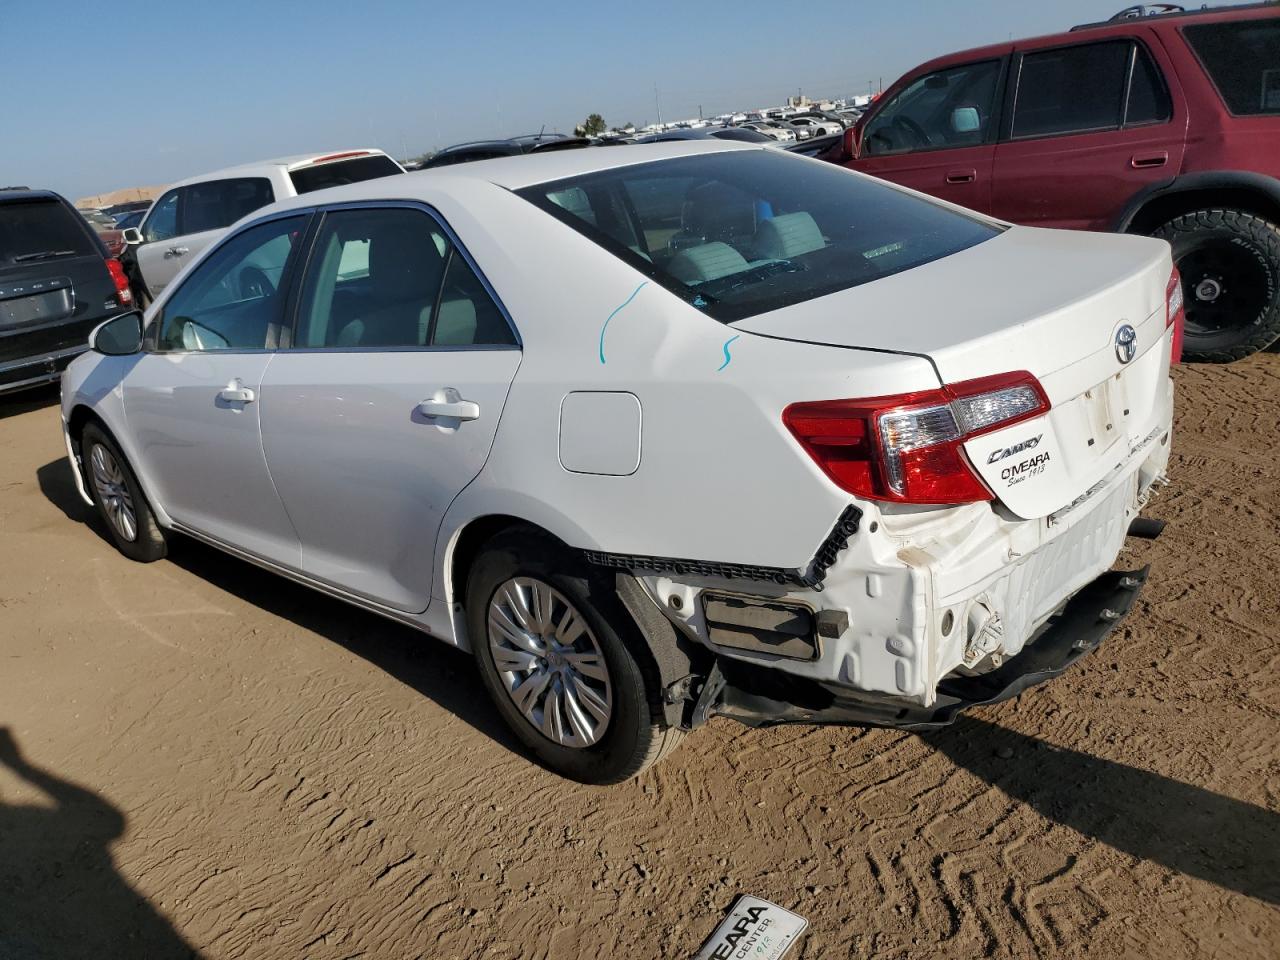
599 282 648 364
718 334 741 371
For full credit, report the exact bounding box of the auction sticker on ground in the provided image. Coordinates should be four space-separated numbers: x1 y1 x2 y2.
691 895 807 960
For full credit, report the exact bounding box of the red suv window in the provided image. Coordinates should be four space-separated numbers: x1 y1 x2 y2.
1012 39 1171 139
1183 18 1280 116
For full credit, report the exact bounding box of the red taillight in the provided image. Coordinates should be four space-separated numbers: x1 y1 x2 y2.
783 371 1050 505
105 257 133 307
1166 267 1184 364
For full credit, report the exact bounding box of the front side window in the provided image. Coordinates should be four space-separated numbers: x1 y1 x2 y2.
1012 41 1131 138
181 178 274 235
863 59 1003 156
519 150 1001 324
155 216 305 352
141 190 179 243
1183 18 1280 116
294 207 515 349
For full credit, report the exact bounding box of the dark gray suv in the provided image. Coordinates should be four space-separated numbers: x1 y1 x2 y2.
1 189 133 394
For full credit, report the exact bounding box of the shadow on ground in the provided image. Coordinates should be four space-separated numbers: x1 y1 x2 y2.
0 728 199 958
924 716 1280 905
0 384 59 421
36 456 520 757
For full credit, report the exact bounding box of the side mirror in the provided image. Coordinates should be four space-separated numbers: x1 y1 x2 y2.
89 310 144 356
950 106 981 134
121 227 143 245
840 119 865 161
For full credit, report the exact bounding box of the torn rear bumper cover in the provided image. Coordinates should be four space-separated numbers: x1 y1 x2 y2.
698 565 1150 730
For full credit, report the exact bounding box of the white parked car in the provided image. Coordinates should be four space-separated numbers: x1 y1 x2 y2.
787 114 845 137
61 143 1178 784
119 149 403 304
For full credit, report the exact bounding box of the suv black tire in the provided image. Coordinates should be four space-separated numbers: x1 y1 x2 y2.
80 422 168 562
466 528 683 784
1152 208 1280 362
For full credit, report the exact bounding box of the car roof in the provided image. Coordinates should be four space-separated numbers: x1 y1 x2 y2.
214 141 765 258
169 148 394 188
0 188 65 205
911 2 1275 74
389 140 759 192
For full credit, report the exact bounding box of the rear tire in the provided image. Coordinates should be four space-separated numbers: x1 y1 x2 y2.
466 528 682 784
1151 208 1280 362
80 422 168 563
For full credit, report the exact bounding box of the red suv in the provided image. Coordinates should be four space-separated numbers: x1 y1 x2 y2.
820 3 1280 361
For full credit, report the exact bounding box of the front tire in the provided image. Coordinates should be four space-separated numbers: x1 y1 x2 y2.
1152 208 1280 362
466 529 682 784
80 422 168 562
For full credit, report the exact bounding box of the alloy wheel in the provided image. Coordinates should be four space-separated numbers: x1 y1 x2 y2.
89 443 137 542
487 576 613 748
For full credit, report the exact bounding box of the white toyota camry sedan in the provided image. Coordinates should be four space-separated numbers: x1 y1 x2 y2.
61 142 1179 783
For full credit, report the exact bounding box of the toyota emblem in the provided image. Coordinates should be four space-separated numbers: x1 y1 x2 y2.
1114 324 1137 364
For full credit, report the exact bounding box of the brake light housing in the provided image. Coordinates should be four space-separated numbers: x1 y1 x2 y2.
105 257 133 307
1166 267 1184 364
783 371 1050 505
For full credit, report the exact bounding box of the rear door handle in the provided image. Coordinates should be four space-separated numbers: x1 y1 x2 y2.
417 387 479 422
218 379 256 404
945 169 976 184
1130 152 1168 169
164 246 190 259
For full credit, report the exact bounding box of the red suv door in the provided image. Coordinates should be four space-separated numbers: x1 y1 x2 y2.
851 57 1007 214
990 35 1187 230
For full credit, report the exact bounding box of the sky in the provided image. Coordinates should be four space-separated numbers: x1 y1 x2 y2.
0 0 1230 201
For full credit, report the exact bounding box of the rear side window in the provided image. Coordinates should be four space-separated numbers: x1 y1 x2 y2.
1125 44 1172 125
1013 41 1131 138
288 155 402 194
0 199 96 264
518 150 1001 324
181 178 274 235
293 207 515 349
1183 18 1280 115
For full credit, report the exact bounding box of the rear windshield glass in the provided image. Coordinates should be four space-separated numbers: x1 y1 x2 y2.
517 150 1000 323
289 155 402 194
1183 18 1280 115
0 199 97 265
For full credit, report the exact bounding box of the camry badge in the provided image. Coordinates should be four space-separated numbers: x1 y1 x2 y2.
1115 324 1137 364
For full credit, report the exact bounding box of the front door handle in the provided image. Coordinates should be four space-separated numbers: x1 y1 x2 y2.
417 387 479 422
945 169 977 184
164 246 190 259
1130 152 1168 169
218 379 256 404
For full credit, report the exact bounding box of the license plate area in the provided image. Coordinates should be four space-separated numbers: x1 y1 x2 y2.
0 278 74 329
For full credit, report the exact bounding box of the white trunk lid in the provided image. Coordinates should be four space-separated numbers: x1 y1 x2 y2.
734 226 1174 518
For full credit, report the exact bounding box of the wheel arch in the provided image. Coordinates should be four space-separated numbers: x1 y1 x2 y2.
1116 171 1280 235
442 511 704 726
66 402 172 527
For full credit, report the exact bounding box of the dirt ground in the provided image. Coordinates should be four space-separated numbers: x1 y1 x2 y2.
1 356 1277 959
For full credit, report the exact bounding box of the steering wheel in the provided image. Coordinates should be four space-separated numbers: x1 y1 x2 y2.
238 266 274 300
894 115 933 148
